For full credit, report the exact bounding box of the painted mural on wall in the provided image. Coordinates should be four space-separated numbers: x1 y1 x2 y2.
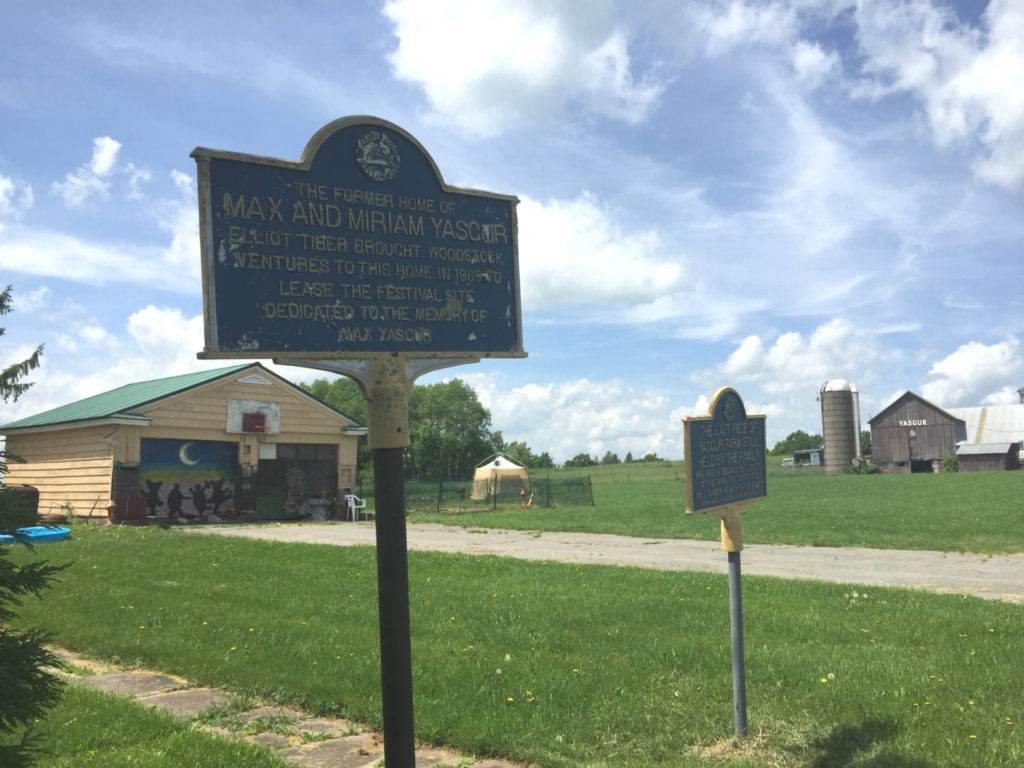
140 438 237 518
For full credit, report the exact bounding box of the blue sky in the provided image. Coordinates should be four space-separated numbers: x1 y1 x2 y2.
1 0 1022 461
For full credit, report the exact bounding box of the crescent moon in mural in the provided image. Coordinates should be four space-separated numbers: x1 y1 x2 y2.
179 442 201 466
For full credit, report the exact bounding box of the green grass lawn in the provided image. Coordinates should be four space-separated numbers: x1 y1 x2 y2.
407 466 1024 554
9 526 1023 767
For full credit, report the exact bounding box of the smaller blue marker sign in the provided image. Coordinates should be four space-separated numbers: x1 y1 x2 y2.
684 388 767 513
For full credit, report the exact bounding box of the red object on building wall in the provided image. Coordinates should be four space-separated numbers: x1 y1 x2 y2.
242 412 267 432
120 496 148 526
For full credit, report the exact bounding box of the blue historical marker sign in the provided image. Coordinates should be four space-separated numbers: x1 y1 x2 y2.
684 388 767 513
192 117 525 359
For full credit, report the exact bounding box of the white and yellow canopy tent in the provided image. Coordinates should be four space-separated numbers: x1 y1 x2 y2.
470 454 531 501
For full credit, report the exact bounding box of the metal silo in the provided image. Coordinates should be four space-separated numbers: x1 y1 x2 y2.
820 379 858 474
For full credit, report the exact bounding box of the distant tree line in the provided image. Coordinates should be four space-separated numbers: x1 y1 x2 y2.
303 377 559 482
769 429 873 457
769 429 823 456
563 451 661 467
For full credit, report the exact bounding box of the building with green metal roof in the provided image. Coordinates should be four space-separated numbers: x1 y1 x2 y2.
1 363 365 522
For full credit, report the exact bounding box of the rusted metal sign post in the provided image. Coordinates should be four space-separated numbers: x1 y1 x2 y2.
683 388 766 737
192 117 525 767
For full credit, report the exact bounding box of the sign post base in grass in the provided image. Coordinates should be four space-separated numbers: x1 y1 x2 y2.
372 445 415 767
727 550 747 736
715 501 755 739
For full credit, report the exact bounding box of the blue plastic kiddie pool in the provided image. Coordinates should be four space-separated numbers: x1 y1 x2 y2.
0 526 71 544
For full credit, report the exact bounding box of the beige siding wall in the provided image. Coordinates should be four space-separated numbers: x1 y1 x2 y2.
4 427 113 517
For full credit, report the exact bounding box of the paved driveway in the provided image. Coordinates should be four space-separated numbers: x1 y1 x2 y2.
188 523 1024 604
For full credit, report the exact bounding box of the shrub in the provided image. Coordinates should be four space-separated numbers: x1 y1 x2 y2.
843 458 880 475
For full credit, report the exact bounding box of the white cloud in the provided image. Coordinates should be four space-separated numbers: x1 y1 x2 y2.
0 308 207 425
0 228 197 293
50 136 154 208
517 192 687 310
692 319 887 395
52 136 122 207
461 371 692 461
125 305 205 366
695 0 801 55
0 169 199 292
920 336 1024 407
688 319 896 444
0 174 34 230
11 286 51 313
383 0 664 137
89 136 121 176
153 170 200 274
852 0 1024 189
791 39 840 88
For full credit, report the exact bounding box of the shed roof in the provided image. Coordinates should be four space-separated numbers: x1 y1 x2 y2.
956 443 1016 456
0 363 364 432
946 405 1024 445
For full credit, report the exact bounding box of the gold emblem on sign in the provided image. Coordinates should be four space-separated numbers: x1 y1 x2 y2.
356 131 400 182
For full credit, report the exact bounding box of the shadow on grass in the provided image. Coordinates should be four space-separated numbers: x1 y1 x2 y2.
810 719 932 768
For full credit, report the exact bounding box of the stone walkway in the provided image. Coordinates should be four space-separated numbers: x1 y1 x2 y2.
53 649 522 768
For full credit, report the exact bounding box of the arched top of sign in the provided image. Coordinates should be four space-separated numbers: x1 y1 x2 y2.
710 387 747 423
191 116 525 361
193 116 517 205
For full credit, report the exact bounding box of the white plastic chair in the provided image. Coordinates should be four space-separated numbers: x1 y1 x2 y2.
344 494 367 521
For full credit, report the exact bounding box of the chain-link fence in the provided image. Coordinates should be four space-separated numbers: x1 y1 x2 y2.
360 474 594 514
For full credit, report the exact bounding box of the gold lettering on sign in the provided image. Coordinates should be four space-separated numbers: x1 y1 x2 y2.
216 178 515 348
348 209 425 237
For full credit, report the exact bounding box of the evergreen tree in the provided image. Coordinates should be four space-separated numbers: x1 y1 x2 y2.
0 285 65 766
